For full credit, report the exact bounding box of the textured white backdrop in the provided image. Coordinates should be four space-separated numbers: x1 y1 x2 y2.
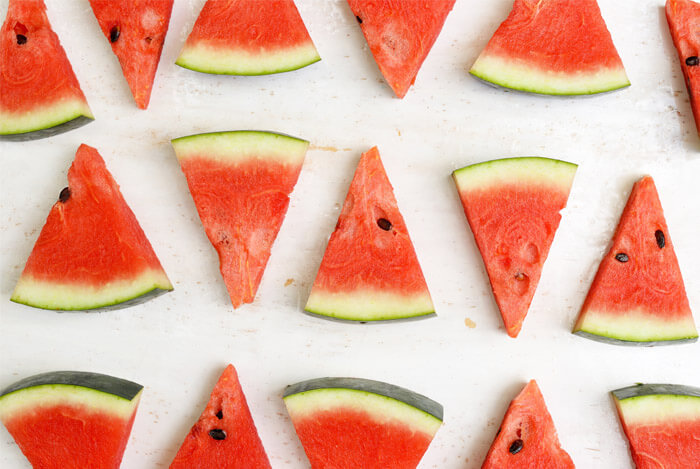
1 0 699 468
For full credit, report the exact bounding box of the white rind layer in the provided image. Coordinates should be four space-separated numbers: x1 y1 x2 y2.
0 97 93 136
574 308 699 343
305 288 435 322
614 393 700 426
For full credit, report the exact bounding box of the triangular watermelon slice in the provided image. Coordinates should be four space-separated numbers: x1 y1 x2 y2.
284 377 443 469
176 0 320 75
0 0 93 141
482 380 574 468
305 147 435 322
88 0 174 109
11 144 173 311
452 157 577 337
470 0 630 95
347 0 456 98
666 0 700 137
169 364 271 469
574 176 698 345
171 131 308 308
0 371 143 469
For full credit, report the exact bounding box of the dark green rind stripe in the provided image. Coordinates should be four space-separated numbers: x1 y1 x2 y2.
1 371 143 401
469 72 631 97
0 116 94 142
171 129 308 146
175 56 321 76
612 383 700 401
283 377 443 421
303 308 436 323
10 286 171 312
573 330 698 347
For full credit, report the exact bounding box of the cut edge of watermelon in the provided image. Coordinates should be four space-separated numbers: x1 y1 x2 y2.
175 41 321 75
470 55 630 96
10 269 173 311
0 98 94 141
304 288 435 322
612 384 700 425
171 130 309 163
452 156 577 191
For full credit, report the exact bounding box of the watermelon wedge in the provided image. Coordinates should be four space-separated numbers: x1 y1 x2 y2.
573 176 698 345
612 383 700 469
482 380 574 468
0 0 93 141
666 0 700 137
347 0 456 98
0 371 143 469
305 147 435 322
11 144 173 311
171 131 308 308
88 0 174 109
283 377 443 469
176 0 320 75
470 0 630 95
170 364 270 468
452 157 577 337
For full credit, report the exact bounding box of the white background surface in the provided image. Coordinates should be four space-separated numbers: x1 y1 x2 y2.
1 0 699 467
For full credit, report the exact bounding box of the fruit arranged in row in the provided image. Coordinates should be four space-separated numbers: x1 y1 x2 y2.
3 0 699 140
1 368 698 468
9 134 699 346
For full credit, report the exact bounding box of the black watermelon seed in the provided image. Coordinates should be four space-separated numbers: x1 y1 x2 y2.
208 429 226 440
509 439 524 455
16 34 27 45
655 230 665 249
215 410 223 419
686 56 699 66
59 187 71 203
110 26 120 43
145 36 153 43
377 218 392 231
615 253 629 263
355 15 363 24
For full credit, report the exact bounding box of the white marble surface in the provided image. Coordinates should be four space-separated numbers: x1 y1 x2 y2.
1 0 699 468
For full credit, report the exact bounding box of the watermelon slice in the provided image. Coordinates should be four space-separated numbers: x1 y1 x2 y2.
347 0 456 98
0 371 142 469
176 0 320 75
612 383 700 469
666 0 700 137
0 0 93 141
470 0 630 95
170 364 270 468
573 176 698 345
11 144 173 311
88 0 174 109
171 131 308 308
283 377 443 469
452 157 577 337
305 147 435 322
482 380 574 468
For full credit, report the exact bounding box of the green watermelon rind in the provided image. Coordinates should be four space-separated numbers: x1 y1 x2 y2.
573 330 698 347
612 383 700 401
304 288 436 322
612 384 700 428
0 99 94 141
171 130 310 162
452 156 578 190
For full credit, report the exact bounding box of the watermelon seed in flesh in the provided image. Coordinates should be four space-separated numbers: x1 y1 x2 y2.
688 56 700 66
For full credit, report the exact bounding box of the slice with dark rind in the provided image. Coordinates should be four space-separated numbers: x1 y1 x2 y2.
482 380 574 468
172 130 308 309
284 377 443 469
170 364 271 469
453 157 577 337
88 0 174 109
612 383 700 469
470 0 630 95
573 176 697 346
176 0 320 75
0 371 143 469
666 0 700 137
347 0 456 98
0 0 94 140
11 144 173 311
305 147 435 322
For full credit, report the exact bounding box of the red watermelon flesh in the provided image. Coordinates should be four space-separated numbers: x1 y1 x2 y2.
574 176 697 345
305 147 434 321
666 0 700 137
453 157 577 337
470 0 630 95
482 380 574 468
11 144 173 310
89 0 174 109
0 0 93 140
169 364 271 469
347 0 456 98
